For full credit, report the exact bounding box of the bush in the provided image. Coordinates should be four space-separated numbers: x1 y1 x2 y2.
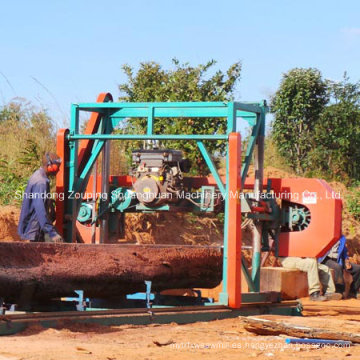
346 186 360 220
271 68 328 174
0 99 56 205
0 159 26 205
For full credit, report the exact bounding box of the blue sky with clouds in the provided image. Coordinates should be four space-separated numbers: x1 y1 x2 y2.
0 0 359 128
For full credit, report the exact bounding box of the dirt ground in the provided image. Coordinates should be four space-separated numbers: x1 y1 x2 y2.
1 301 360 360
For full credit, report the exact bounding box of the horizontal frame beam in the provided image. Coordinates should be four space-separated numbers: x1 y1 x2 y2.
68 134 228 141
111 107 228 118
72 101 264 118
77 101 229 108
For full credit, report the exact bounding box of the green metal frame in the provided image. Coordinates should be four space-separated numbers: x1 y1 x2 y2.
65 100 267 304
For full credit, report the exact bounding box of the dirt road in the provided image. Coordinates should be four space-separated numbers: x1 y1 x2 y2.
1 299 360 360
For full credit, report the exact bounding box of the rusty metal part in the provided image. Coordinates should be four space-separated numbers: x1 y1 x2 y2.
0 243 222 302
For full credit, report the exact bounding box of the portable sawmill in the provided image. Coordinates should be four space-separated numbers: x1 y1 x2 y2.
0 93 342 312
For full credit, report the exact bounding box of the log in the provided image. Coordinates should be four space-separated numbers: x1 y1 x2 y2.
302 304 360 316
240 315 360 343
0 242 222 302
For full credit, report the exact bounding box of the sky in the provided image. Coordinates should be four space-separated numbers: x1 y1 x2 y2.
0 0 359 130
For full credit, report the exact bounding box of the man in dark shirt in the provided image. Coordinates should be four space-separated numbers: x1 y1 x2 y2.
319 235 360 299
18 153 63 242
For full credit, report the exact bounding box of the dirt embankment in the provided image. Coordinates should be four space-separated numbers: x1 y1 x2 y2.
123 212 223 246
0 205 223 246
0 205 21 242
1 166 359 262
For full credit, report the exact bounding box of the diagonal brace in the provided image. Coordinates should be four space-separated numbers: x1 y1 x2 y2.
196 141 226 197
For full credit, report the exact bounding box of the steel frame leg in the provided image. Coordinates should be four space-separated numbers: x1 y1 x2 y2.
227 133 242 308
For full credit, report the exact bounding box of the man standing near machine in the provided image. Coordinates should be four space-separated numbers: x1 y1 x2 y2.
18 152 63 243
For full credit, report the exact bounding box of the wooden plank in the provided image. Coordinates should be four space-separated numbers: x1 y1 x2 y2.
260 267 308 300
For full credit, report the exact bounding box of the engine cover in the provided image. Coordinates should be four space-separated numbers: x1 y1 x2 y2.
133 176 160 205
131 149 190 207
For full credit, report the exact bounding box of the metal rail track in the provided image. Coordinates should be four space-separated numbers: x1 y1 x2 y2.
1 301 299 323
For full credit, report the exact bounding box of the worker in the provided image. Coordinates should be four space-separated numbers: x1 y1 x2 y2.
279 257 342 301
18 152 63 243
319 235 360 299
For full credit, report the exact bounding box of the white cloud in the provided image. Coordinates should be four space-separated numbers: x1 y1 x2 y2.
341 27 360 36
340 28 360 47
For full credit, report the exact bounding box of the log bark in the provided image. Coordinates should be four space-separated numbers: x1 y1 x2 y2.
0 243 222 302
240 315 360 343
302 304 360 316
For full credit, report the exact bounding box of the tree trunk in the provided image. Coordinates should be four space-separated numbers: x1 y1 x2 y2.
0 242 222 302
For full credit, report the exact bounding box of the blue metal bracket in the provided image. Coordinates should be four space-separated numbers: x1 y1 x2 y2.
242 258 256 292
200 186 215 212
61 290 90 311
126 280 154 309
0 298 4 315
145 280 152 309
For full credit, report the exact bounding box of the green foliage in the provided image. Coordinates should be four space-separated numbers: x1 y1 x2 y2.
216 212 225 226
271 68 328 174
0 159 26 205
264 136 292 172
346 186 360 220
271 69 360 183
19 139 42 173
309 74 360 181
118 59 241 174
0 99 55 205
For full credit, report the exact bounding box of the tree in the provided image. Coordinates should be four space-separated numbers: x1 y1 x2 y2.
310 74 360 181
118 59 241 174
270 68 328 174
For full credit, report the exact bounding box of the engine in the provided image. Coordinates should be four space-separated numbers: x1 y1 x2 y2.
131 149 190 207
